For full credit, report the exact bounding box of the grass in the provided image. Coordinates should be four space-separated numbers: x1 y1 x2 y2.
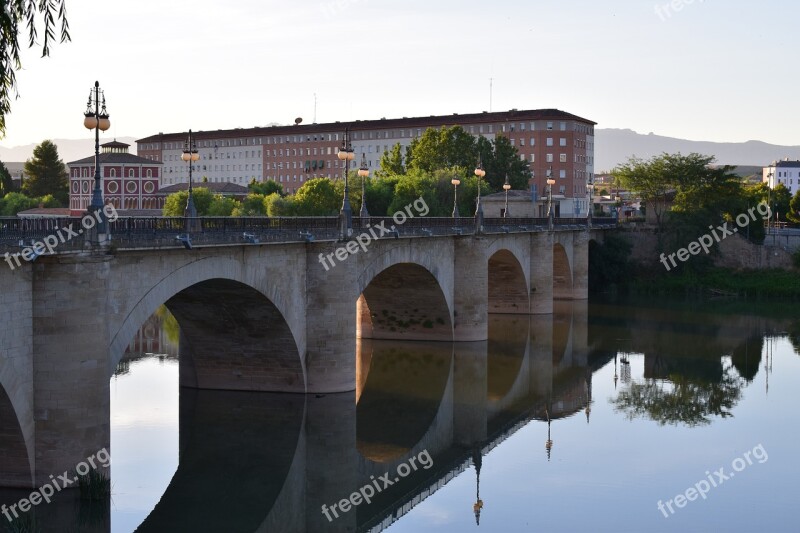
77 470 111 501
632 267 800 299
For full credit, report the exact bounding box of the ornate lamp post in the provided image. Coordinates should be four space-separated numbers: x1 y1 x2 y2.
474 157 486 233
587 179 594 229
358 153 369 218
472 448 483 525
337 129 355 239
451 176 461 218
181 130 200 229
83 81 111 242
546 166 556 231
502 174 511 217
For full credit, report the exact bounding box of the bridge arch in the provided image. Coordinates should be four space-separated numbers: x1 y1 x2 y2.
487 249 530 314
0 384 32 487
109 256 304 392
357 243 454 341
356 340 452 463
553 243 574 300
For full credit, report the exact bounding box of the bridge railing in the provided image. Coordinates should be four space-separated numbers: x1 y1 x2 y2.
0 215 618 255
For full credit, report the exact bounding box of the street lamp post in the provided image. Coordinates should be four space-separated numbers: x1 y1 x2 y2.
546 166 555 231
474 157 486 233
502 174 511 217
358 153 369 219
181 130 200 231
337 128 355 240
451 176 461 218
587 180 594 229
83 81 111 243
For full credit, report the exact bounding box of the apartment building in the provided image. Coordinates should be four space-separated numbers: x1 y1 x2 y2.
763 159 800 195
137 108 595 215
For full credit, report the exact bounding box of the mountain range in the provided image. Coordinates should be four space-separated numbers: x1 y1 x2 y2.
594 129 800 172
1 130 797 174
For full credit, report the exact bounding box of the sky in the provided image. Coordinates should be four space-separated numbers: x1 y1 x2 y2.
1 0 797 148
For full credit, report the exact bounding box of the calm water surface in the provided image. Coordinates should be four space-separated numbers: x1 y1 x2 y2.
109 299 800 533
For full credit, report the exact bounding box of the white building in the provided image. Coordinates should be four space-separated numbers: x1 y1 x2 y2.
763 159 800 195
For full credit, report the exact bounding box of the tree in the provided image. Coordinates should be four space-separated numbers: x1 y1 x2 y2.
0 1 71 136
264 192 296 216
613 154 676 230
770 183 791 223
207 195 239 216
22 140 68 204
788 189 800 224
406 126 477 173
0 192 57 215
249 179 284 197
162 188 214 216
478 134 532 191
377 143 406 177
293 178 340 215
0 160 12 195
232 193 267 216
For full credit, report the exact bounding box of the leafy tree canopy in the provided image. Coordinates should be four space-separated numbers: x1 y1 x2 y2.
162 188 214 216
0 160 13 195
22 140 68 205
249 179 284 197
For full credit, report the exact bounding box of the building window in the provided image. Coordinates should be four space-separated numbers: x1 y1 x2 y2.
546 138 554 146
560 121 567 131
560 138 567 146
559 169 566 178
547 122 553 130
546 154 553 163
560 154 567 163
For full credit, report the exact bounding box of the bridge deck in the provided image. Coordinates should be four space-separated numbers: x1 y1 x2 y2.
0 216 615 255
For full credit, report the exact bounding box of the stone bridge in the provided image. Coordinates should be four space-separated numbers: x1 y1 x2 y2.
0 220 612 489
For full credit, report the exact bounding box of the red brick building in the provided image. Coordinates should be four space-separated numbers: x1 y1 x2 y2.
68 140 163 215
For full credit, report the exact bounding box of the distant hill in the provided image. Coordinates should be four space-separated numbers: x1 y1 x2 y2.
0 137 138 165
595 129 800 173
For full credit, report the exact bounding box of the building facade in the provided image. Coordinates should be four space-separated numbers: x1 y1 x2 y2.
763 159 800 195
67 141 163 215
137 108 596 216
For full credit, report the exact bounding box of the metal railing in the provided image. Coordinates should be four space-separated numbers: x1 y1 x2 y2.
0 215 617 255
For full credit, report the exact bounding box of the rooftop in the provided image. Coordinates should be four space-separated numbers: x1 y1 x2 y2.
68 152 163 166
137 108 597 145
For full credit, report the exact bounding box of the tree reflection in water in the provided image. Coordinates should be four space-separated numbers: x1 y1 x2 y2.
611 361 743 427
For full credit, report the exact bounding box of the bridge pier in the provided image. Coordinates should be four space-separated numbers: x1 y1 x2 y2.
453 238 488 341
305 243 359 393
530 233 554 314
0 266 35 488
31 254 110 487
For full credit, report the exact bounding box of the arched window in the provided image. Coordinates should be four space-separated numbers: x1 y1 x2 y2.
109 168 116 178
146 169 152 178
129 169 135 178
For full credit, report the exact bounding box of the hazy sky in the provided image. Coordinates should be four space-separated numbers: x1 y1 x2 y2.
2 0 795 148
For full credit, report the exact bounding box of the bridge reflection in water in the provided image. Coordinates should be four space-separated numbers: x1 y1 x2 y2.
1 299 790 532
